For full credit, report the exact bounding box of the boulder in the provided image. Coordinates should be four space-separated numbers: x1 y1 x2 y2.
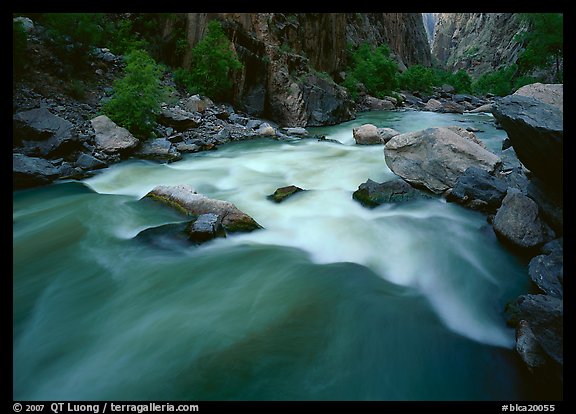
146 184 262 233
159 107 201 131
445 126 486 148
13 108 80 157
440 101 465 114
492 189 554 250
283 127 308 137
515 320 547 370
90 115 139 155
528 251 563 299
514 83 563 112
468 103 492 113
75 153 107 170
300 75 355 126
352 178 432 208
184 95 211 113
359 95 395 110
134 138 181 162
353 124 381 145
267 185 305 203
175 143 201 153
256 122 276 136
507 294 563 367
13 153 60 189
186 213 226 243
377 127 400 144
446 167 507 213
441 84 455 94
424 98 443 112
384 127 501 194
491 95 562 188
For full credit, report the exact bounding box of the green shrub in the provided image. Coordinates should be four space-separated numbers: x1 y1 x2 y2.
67 79 86 100
103 50 167 137
344 43 398 98
13 20 27 77
472 65 517 96
102 18 148 55
398 64 436 93
176 20 243 101
449 70 473 94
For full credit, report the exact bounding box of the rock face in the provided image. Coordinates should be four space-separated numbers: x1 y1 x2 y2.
146 184 262 233
13 153 60 189
90 115 139 155
267 185 305 203
514 83 563 112
353 178 431 207
384 127 501 194
492 189 554 250
491 94 563 188
432 13 525 76
446 167 507 213
13 108 80 157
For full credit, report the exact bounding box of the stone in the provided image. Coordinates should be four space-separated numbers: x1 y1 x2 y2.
13 108 80 157
184 95 210 113
360 95 395 110
353 178 432 208
491 95 562 188
377 128 400 144
159 107 201 131
424 98 443 112
353 124 381 145
13 16 34 33
90 115 139 155
441 84 455 94
446 167 508 213
256 122 276 136
468 103 492 113
283 127 308 137
528 252 563 298
514 83 563 112
134 138 181 162
246 119 262 130
186 213 226 243
146 184 262 233
175 143 201 153
384 127 501 194
267 185 305 203
515 320 547 370
440 100 465 114
492 189 554 250
13 153 60 189
75 153 107 170
444 126 486 148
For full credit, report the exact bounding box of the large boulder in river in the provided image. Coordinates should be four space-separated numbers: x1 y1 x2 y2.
90 115 139 155
13 108 81 157
13 153 60 189
353 124 380 145
492 189 554 250
491 95 563 188
267 185 305 203
384 127 501 194
353 178 432 207
514 83 563 112
146 184 262 233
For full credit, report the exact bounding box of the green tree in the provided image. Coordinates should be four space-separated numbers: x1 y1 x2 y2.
177 20 243 101
103 50 167 137
343 43 398 98
398 64 436 92
516 13 563 82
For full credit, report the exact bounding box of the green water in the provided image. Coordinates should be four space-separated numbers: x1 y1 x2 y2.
14 111 538 400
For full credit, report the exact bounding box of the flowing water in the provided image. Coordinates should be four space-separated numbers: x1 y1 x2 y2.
14 110 538 400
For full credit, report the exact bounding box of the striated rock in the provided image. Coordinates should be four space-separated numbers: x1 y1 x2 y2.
446 167 507 213
13 153 60 189
384 127 501 194
134 138 181 162
352 178 432 207
514 83 563 112
146 184 262 233
267 185 305 203
491 95 563 188
90 115 139 155
159 107 201 131
13 108 80 157
492 189 554 250
353 124 380 145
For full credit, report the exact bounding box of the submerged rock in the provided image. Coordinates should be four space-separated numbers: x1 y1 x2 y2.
267 185 306 203
384 127 501 194
186 213 226 242
146 184 262 233
353 178 432 207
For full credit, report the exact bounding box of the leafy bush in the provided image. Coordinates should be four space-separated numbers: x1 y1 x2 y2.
398 65 436 93
103 50 167 137
472 65 518 96
343 43 398 99
13 20 27 77
102 18 148 55
449 70 473 94
175 20 243 101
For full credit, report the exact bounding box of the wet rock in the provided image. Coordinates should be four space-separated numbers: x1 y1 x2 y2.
13 153 60 189
267 185 305 203
353 178 432 207
75 153 107 170
186 213 226 242
447 167 507 213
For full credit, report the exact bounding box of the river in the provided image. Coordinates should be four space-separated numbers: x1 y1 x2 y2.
13 110 540 400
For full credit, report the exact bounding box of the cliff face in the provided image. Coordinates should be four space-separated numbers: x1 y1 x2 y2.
422 13 439 46
176 13 431 126
432 13 525 76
